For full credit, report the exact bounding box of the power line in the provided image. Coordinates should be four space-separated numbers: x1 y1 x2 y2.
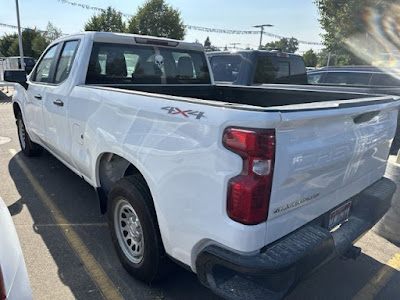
1 0 324 46
56 0 324 46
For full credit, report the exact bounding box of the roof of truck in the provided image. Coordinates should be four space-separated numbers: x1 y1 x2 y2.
53 32 204 51
207 50 302 58
308 65 395 73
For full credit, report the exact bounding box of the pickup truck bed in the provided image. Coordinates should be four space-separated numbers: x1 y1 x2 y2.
89 84 369 108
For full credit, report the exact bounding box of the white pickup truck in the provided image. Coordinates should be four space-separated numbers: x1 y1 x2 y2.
5 32 399 299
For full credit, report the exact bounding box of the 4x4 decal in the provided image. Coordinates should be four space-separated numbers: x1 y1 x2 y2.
161 106 205 119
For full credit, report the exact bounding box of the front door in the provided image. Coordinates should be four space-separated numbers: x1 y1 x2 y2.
25 44 60 143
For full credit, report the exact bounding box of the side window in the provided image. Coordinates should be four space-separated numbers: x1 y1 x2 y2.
291 58 306 76
290 57 308 84
370 73 400 86
54 40 80 84
32 44 58 83
308 73 323 84
325 72 371 85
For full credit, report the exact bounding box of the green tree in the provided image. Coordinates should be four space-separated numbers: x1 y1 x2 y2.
0 34 18 56
32 34 48 57
263 37 299 53
314 0 395 64
8 30 44 58
128 0 185 40
84 6 126 32
316 48 358 67
43 22 63 43
303 49 318 67
0 29 50 59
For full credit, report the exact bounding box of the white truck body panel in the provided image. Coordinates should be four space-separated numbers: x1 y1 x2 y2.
11 32 400 273
267 100 398 244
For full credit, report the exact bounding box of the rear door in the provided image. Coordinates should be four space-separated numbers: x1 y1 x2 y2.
265 97 400 244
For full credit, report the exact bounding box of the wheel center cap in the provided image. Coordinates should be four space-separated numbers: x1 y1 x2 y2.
127 217 141 241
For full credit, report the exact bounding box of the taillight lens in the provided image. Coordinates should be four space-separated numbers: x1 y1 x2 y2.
223 128 275 225
0 266 6 300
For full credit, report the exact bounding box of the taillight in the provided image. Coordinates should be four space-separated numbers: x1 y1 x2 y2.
223 128 275 225
0 266 6 300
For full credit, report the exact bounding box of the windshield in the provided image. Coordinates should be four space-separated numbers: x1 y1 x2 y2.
86 42 211 85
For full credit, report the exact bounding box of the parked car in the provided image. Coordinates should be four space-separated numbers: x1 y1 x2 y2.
0 197 32 300
307 65 400 86
5 32 399 299
207 50 308 85
3 57 36 74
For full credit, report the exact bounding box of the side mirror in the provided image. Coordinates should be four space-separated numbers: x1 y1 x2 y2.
4 70 28 89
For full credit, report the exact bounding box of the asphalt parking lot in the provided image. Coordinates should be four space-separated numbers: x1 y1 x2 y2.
1 86 400 300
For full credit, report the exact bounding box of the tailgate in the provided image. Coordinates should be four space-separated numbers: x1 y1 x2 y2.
265 96 400 244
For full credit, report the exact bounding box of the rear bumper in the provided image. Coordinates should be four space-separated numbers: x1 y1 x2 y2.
196 177 396 300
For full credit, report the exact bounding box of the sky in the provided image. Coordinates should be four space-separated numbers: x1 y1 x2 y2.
0 0 325 53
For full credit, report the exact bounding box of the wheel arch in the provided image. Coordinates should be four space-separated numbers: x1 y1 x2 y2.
13 102 22 119
95 152 152 214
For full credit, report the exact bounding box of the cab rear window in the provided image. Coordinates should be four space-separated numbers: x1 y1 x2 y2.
86 42 211 85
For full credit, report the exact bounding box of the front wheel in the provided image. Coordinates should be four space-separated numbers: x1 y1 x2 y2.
108 175 174 283
16 112 42 157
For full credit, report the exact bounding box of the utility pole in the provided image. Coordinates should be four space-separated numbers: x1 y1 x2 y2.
15 0 24 70
253 24 273 50
327 52 331 67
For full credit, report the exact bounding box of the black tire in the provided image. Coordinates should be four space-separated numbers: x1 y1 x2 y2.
108 174 174 283
16 112 42 157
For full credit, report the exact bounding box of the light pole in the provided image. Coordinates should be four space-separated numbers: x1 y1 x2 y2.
230 43 241 50
253 24 273 50
15 0 24 70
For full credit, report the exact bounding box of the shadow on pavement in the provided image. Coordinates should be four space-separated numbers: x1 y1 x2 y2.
374 162 400 247
8 150 220 300
286 252 400 300
0 87 12 103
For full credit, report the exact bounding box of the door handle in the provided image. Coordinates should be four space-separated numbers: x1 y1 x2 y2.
53 99 64 107
34 94 42 100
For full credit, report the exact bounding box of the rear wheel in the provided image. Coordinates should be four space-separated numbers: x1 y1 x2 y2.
16 112 42 157
108 175 173 283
